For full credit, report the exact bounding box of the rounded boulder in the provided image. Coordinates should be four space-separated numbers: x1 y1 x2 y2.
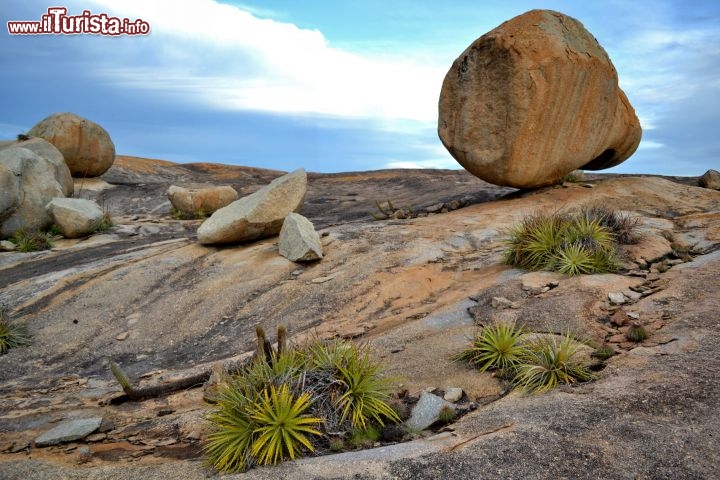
28 112 116 177
438 9 642 188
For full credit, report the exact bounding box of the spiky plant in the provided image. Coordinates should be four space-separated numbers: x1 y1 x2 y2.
0 305 29 354
553 242 596 276
334 344 400 430
504 213 566 270
248 384 322 465
581 205 641 245
204 382 257 473
453 322 527 373
514 334 595 393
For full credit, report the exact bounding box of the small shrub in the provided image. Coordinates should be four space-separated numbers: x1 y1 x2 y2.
453 322 527 373
560 170 584 183
328 436 346 452
11 229 54 252
47 225 62 236
581 205 641 245
437 405 456 423
349 426 380 449
514 334 595 393
0 305 29 354
626 324 647 343
591 346 616 361
96 209 113 232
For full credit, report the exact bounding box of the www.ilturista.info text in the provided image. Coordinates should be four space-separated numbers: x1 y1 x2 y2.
7 7 150 35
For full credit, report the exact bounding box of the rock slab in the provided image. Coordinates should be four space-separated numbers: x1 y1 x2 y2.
0 145 70 238
28 112 115 177
279 212 323 262
197 169 307 245
406 392 455 431
438 9 642 188
46 198 104 238
34 417 102 447
167 185 238 216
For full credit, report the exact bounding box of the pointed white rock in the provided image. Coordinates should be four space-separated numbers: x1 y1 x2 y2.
279 212 323 262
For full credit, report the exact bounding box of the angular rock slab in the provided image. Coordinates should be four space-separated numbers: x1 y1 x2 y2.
46 197 104 238
167 185 238 216
279 212 323 262
29 112 116 177
438 9 642 188
35 417 102 447
197 168 307 245
405 392 455 432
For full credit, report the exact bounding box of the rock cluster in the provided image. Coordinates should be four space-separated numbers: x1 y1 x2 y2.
438 9 641 188
28 112 115 177
167 185 238 217
0 140 72 238
197 169 307 245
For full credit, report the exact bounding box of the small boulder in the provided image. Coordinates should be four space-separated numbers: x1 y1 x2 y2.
46 198 104 238
406 392 456 432
197 169 307 245
438 9 641 188
0 146 67 238
0 240 16 252
279 212 323 262
167 185 238 217
698 169 720 190
28 112 116 177
34 417 103 447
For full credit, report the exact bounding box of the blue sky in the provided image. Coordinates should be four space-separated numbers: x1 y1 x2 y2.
1 0 718 176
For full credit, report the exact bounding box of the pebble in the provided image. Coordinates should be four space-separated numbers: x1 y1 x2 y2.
608 292 626 305
115 331 129 341
444 387 464 403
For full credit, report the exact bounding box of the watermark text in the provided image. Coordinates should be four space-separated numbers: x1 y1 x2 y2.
7 7 150 36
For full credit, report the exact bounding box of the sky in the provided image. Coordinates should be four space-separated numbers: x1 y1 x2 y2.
1 0 718 176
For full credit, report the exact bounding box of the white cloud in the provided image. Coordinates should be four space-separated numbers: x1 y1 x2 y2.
83 0 447 122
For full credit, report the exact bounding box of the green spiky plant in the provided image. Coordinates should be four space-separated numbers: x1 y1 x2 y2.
0 305 29 354
504 207 634 275
453 322 527 374
437 405 456 424
335 355 399 430
248 384 322 465
514 334 595 393
205 330 401 473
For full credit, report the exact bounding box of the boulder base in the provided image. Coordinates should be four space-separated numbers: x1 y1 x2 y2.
438 9 642 188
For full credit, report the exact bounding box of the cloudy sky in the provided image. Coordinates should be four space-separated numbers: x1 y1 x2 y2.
2 0 718 176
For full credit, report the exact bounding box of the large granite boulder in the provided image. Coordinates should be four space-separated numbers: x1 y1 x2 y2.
197 169 307 245
438 9 642 188
167 185 238 217
28 112 116 177
0 145 69 238
46 198 104 238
